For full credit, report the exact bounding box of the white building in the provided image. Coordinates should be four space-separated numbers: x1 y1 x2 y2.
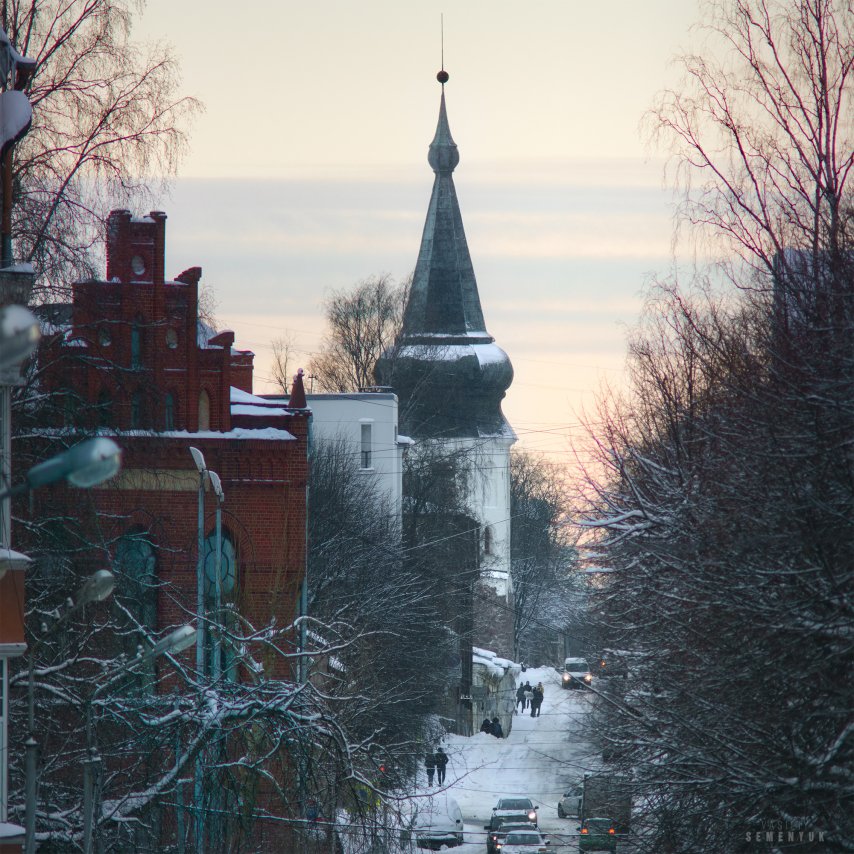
252 388 410 523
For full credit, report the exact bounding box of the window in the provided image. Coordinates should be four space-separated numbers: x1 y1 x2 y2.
130 391 144 429
131 320 142 369
483 526 493 555
165 327 178 349
97 390 113 428
360 423 372 469
164 392 175 430
115 532 158 689
198 389 210 431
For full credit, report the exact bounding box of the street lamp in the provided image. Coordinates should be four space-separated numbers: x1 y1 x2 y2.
82 624 195 854
1 437 122 505
188 446 224 853
207 470 225 682
25 570 115 854
0 304 38 371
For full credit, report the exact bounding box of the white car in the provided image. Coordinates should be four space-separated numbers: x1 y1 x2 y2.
561 657 593 690
492 797 538 825
557 783 583 818
498 828 550 853
412 792 464 850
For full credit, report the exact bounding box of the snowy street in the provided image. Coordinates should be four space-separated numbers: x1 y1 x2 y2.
426 666 604 853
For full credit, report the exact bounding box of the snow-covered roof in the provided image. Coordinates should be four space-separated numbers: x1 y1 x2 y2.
472 646 520 679
231 404 288 417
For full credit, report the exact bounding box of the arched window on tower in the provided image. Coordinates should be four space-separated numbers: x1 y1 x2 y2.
198 389 210 431
164 392 175 430
131 318 144 369
203 532 239 681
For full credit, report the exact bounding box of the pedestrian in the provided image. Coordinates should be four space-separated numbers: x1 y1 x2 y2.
434 747 448 784
516 683 527 712
523 681 534 709
490 716 504 738
531 682 544 717
480 718 492 733
425 751 436 785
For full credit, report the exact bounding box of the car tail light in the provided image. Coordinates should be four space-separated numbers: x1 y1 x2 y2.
609 828 615 834
581 828 588 834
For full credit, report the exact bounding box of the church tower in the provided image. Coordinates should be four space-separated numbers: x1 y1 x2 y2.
377 71 516 659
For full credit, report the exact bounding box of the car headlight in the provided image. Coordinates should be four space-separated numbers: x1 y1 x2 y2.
528 811 537 820
584 674 592 682
562 673 570 681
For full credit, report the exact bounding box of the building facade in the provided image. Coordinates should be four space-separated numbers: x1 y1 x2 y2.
21 210 310 849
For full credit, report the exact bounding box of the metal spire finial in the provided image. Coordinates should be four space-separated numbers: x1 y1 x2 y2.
437 14 448 85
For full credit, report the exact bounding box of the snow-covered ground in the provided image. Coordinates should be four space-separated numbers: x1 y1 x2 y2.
426 665 602 853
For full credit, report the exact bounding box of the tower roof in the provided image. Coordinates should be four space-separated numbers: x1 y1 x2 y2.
377 72 514 440
400 76 491 345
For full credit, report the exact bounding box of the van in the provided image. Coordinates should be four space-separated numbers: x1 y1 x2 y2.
562 657 593 690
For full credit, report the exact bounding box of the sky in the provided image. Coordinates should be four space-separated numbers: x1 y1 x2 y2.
135 0 705 463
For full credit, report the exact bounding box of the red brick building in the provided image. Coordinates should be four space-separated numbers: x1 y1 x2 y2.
34 208 309 644
19 210 310 849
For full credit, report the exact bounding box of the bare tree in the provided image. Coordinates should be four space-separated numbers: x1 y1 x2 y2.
579 1 854 849
270 333 298 395
509 450 579 664
4 0 199 296
308 274 409 392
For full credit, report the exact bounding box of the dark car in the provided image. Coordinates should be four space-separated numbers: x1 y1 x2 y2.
577 817 617 853
486 822 535 854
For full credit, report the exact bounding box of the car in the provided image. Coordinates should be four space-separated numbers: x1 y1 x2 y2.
486 822 535 854
498 828 551 853
412 792 464 850
492 797 538 825
561 657 593 690
577 817 617 852
557 784 583 818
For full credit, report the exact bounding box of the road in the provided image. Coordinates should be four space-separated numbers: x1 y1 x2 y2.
436 665 606 853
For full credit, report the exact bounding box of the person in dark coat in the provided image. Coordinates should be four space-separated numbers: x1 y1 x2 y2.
434 747 448 784
490 717 504 738
516 684 527 712
523 681 534 708
480 718 492 733
531 683 544 717
425 751 436 785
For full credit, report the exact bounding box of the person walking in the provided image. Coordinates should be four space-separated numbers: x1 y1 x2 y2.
523 681 534 709
490 716 504 738
516 683 527 712
531 682 544 717
480 718 492 733
434 747 448 784
425 751 436 785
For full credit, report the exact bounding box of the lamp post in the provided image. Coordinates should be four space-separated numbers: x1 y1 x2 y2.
82 624 195 854
208 470 224 682
187 447 223 853
25 570 116 854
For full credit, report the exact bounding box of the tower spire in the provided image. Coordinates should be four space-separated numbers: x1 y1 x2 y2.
376 70 514 439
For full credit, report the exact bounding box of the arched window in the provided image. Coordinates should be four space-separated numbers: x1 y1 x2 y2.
164 392 175 430
115 531 158 688
202 532 238 681
483 526 493 556
97 389 113 428
198 389 210 431
131 390 144 429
